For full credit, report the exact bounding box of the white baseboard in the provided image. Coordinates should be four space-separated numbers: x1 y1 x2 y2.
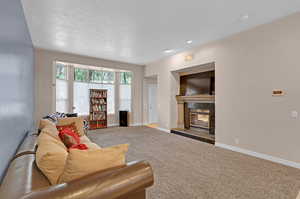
108 123 119 127
155 127 170 133
131 123 143 126
215 142 300 169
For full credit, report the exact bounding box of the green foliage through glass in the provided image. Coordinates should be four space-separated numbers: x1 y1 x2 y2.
120 72 132 84
74 68 89 82
56 63 67 80
89 70 103 83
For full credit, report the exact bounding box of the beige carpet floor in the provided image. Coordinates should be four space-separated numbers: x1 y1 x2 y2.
87 126 300 199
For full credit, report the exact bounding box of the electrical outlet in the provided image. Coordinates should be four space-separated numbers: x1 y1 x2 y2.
234 138 239 145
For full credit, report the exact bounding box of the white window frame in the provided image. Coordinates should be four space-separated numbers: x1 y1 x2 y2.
53 61 133 122
119 71 133 112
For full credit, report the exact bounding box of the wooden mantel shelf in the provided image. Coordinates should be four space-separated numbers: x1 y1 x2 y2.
176 95 215 103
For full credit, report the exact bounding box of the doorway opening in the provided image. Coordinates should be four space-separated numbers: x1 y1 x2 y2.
145 76 158 128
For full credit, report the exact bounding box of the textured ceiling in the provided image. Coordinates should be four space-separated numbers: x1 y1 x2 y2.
21 0 300 65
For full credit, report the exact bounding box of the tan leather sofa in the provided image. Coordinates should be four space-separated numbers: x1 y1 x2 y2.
0 131 154 199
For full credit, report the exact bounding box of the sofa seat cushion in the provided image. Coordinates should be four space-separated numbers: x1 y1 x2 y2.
36 132 68 184
59 144 129 183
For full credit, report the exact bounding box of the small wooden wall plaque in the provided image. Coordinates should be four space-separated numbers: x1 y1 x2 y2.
272 89 284 96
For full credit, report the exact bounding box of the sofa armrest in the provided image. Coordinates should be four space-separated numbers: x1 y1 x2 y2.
21 161 154 199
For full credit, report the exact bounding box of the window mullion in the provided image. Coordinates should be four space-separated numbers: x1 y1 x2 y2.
68 65 74 113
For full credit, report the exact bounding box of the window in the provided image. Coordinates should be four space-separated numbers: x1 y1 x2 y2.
73 81 89 115
74 68 89 82
56 62 67 80
89 70 103 83
55 62 130 117
56 63 69 112
119 72 132 111
120 71 132 84
73 67 115 115
102 71 114 84
89 70 115 84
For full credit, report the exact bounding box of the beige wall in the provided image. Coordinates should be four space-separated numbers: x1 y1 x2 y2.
35 49 144 126
145 12 300 164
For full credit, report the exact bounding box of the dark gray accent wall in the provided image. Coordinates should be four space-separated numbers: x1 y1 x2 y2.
0 0 34 182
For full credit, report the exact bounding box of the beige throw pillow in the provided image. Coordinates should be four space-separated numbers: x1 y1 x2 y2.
36 133 68 184
39 119 56 130
59 144 129 183
41 125 60 141
57 117 85 136
80 135 102 149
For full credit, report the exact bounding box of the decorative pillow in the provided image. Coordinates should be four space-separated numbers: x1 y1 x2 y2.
43 112 67 123
58 127 80 148
41 126 60 141
37 131 66 149
36 132 68 185
70 144 88 150
58 144 129 183
39 119 56 130
80 135 102 149
56 122 79 136
57 117 85 136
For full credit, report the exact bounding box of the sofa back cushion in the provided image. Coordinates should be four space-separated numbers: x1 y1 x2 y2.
59 144 129 183
36 132 68 184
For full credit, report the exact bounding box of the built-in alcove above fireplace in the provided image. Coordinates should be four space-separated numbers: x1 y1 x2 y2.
172 67 215 144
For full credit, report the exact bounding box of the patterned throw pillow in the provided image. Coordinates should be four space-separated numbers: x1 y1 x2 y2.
43 112 67 124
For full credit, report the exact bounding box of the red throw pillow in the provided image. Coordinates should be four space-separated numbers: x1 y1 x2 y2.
57 123 88 150
56 122 79 136
58 127 80 148
70 144 88 150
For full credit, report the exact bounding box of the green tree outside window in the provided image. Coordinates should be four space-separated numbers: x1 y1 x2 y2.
74 68 89 82
56 63 67 80
89 70 104 83
120 72 132 84
103 71 114 83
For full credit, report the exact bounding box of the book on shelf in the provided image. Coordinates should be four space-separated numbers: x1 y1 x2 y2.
91 104 106 112
90 112 106 121
91 98 106 104
90 90 107 98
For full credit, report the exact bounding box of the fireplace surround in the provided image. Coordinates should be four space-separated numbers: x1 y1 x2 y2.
173 69 215 143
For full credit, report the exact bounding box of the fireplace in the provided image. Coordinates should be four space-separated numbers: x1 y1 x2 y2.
189 109 210 130
185 102 215 135
173 95 215 144
173 68 215 143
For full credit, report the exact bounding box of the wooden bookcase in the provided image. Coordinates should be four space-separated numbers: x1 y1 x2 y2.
89 89 107 130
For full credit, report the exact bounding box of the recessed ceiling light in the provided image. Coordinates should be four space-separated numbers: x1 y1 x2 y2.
186 40 193 44
240 14 249 20
164 49 174 53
